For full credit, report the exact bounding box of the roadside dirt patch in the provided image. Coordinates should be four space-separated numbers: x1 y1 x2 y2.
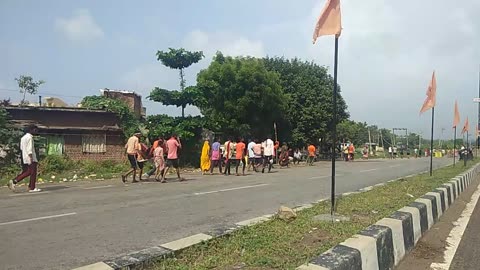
409 241 443 260
297 228 332 247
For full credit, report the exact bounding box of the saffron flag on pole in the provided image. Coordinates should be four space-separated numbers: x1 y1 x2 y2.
453 100 460 128
461 117 469 135
420 71 437 114
312 0 342 43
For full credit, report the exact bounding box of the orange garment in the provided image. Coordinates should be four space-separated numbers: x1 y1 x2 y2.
308 145 316 157
236 142 246 160
149 140 160 156
348 144 355 154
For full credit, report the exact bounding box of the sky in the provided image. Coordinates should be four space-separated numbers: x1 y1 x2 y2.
1 0 479 140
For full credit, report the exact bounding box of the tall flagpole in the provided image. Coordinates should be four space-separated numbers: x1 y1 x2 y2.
477 69 480 157
430 107 435 176
331 36 339 216
454 127 457 166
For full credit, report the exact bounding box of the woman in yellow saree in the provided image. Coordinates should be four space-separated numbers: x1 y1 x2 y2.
200 140 211 174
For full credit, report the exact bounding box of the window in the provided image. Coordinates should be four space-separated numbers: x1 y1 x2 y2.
82 134 106 153
46 135 64 155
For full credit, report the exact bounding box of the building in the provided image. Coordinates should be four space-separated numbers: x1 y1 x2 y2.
5 106 125 161
100 88 146 119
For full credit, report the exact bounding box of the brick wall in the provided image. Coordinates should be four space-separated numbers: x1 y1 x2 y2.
65 143 124 161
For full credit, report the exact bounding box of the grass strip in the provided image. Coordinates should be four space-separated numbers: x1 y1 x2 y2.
153 160 478 270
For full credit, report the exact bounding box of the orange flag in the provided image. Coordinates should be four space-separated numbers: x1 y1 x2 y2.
312 0 342 43
453 100 460 128
420 71 437 114
461 117 469 135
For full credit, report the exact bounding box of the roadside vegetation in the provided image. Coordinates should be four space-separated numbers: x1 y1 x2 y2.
151 160 478 270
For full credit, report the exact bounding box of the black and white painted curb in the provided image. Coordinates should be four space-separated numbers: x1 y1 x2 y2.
297 164 480 270
71 163 473 270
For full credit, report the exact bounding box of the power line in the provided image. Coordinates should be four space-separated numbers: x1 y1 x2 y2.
0 88 88 99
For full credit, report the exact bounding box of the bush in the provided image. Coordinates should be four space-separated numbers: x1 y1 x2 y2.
80 159 128 175
39 155 75 174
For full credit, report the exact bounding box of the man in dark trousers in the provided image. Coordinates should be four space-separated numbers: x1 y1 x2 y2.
8 124 41 193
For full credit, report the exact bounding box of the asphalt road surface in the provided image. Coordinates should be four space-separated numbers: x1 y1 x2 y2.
0 158 450 270
449 181 480 270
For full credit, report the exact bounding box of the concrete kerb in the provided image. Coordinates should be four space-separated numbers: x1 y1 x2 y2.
296 163 480 270
71 163 473 270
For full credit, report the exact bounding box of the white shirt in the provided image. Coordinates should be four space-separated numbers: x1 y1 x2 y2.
20 133 37 164
294 151 301 159
263 139 274 156
247 141 255 158
388 147 392 153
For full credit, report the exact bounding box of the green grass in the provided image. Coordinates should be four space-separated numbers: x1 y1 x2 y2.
0 156 131 186
152 160 478 270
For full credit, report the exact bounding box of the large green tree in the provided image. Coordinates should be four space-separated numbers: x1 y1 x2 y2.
153 48 204 117
263 57 349 147
15 75 45 105
195 52 287 139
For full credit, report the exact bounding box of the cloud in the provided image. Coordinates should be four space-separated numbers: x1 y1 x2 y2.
55 9 104 42
183 30 265 58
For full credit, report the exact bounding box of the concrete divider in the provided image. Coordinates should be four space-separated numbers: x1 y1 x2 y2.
297 164 479 270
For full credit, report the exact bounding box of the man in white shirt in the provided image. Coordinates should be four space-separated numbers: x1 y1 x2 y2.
9 124 41 192
262 137 274 173
247 139 256 172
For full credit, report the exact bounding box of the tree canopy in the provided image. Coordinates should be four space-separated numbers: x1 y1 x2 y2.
195 52 287 139
263 57 349 147
81 95 140 137
155 48 204 117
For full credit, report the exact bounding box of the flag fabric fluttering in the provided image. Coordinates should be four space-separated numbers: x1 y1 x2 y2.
312 0 342 43
420 71 437 114
453 100 460 128
462 117 470 135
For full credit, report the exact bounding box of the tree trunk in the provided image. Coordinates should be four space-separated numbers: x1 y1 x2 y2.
21 91 26 105
182 104 185 118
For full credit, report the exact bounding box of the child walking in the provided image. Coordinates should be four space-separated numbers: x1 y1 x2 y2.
153 145 165 181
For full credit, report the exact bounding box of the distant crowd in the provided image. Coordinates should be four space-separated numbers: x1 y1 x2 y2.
121 133 320 183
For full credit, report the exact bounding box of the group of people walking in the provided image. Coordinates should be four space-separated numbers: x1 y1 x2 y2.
6 126 321 192
122 133 185 183
200 137 276 176
199 137 319 175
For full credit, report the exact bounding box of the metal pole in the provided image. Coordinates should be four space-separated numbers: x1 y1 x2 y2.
453 127 456 167
430 107 435 176
477 69 480 157
330 36 339 216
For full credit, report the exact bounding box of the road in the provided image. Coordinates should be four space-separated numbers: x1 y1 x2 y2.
0 157 450 270
449 189 480 270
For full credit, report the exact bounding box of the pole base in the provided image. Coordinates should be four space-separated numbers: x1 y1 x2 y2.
313 214 350 223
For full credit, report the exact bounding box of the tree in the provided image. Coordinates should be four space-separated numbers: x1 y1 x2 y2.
195 52 287 139
155 48 204 117
81 96 140 138
0 107 22 177
15 75 45 105
263 57 349 147
146 114 205 166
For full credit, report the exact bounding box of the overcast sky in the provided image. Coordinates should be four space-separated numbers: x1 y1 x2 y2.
1 0 479 139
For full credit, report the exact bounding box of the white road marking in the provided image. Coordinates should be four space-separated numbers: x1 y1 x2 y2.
359 168 378 173
0 212 77 226
193 184 269 195
83 185 113 190
308 175 329 179
9 191 51 197
389 165 401 168
308 174 342 180
430 180 480 270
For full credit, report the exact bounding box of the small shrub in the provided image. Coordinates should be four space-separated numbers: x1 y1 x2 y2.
40 155 75 174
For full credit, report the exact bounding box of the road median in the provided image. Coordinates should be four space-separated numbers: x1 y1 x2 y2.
74 160 479 270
